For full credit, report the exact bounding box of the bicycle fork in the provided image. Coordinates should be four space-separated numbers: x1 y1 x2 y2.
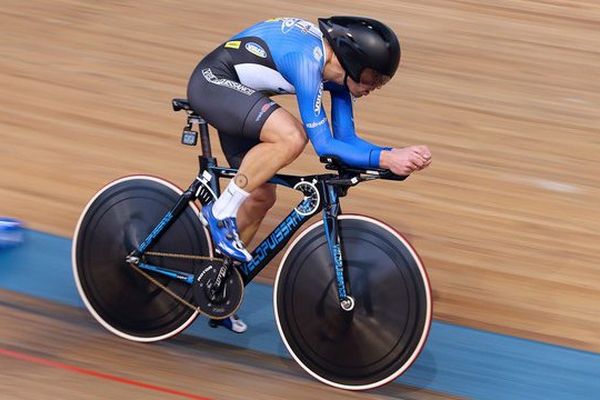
322 183 355 311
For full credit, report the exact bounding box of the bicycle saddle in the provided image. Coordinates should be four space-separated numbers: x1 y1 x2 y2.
172 98 195 113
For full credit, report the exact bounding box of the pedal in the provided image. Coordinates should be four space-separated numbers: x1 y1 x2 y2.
209 314 247 334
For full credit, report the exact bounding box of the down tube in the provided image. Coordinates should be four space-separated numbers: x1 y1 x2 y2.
239 208 315 284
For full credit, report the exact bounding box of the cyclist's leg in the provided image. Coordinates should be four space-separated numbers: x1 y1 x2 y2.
217 134 277 245
218 108 306 246
209 136 276 334
237 183 276 244
188 65 307 261
188 60 283 260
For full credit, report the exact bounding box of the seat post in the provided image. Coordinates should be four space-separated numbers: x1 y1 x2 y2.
173 98 213 158
196 116 212 158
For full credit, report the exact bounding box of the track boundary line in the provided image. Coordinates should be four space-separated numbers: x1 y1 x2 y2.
0 347 213 400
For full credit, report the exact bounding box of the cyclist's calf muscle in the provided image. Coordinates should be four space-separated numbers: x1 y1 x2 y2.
237 183 277 244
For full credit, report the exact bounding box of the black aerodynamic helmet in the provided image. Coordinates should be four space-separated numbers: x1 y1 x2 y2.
318 16 401 83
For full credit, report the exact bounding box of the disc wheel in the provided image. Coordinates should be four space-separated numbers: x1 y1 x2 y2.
274 215 432 390
72 175 213 341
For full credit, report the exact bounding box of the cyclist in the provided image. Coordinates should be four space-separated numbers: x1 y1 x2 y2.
189 16 431 267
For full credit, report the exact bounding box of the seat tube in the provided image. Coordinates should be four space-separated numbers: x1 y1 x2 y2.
322 182 351 307
197 118 221 199
198 117 212 158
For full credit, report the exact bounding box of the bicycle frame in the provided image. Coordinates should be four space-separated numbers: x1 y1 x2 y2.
129 115 353 304
74 100 429 390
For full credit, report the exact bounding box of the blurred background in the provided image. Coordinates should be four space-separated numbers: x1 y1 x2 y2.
1 0 599 398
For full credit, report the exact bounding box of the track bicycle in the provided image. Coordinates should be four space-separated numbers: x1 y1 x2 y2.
72 98 432 390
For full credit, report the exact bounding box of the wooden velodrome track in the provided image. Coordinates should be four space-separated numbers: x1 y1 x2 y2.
0 0 599 397
0 290 458 400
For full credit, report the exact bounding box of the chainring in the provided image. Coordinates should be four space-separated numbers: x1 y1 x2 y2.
193 262 244 319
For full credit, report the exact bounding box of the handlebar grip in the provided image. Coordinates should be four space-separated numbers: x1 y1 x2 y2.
319 155 407 181
379 170 408 181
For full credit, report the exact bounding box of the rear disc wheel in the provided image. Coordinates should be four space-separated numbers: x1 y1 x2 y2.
72 175 213 342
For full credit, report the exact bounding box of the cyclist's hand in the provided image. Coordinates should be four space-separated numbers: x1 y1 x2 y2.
380 145 432 176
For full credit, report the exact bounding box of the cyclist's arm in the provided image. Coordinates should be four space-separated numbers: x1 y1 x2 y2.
325 82 390 153
281 54 382 169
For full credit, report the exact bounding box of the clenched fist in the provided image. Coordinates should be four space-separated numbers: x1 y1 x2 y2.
379 145 432 176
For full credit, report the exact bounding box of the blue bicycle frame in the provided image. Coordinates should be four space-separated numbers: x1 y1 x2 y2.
129 113 353 305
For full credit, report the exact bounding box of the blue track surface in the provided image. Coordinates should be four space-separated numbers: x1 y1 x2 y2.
1 229 599 399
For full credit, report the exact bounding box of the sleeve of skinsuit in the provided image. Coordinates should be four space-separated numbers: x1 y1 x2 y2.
325 81 390 163
278 52 383 169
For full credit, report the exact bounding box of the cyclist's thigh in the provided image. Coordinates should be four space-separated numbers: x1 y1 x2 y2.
219 107 307 168
187 64 279 141
258 107 306 144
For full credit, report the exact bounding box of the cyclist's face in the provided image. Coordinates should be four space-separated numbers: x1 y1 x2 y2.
347 69 390 97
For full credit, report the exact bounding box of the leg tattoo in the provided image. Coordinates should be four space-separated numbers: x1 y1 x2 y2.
234 173 249 189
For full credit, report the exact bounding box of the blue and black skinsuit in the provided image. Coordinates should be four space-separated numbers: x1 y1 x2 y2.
187 18 387 169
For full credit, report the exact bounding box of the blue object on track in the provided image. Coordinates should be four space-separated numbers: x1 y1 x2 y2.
0 217 25 250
